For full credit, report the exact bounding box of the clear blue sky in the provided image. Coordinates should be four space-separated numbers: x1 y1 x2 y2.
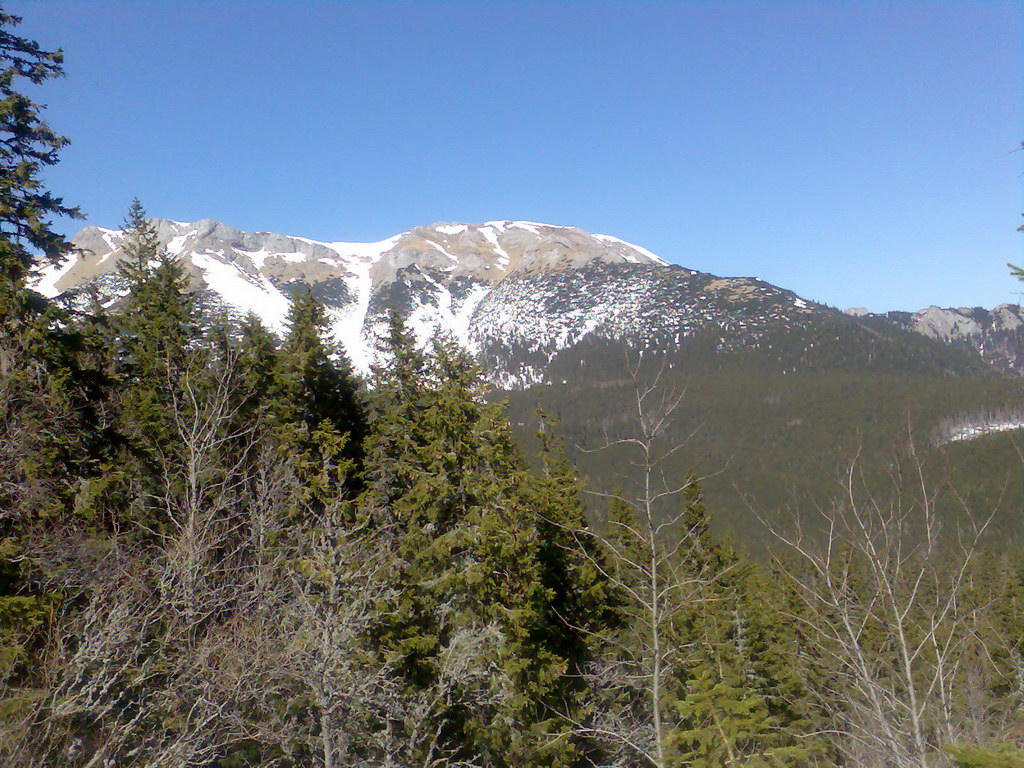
10 0 1023 312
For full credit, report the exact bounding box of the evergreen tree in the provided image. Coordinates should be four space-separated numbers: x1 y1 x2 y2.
235 312 280 424
669 477 816 767
115 198 196 389
0 6 84 519
0 5 80 319
531 410 618 733
116 197 159 295
274 287 365 505
360 323 587 766
94 198 204 536
0 4 95 743
670 557 815 768
946 743 1024 768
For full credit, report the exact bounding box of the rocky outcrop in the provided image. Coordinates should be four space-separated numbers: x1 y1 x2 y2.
868 304 1024 374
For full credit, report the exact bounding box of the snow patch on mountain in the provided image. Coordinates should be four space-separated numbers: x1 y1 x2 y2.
32 256 78 297
592 233 668 265
192 251 290 331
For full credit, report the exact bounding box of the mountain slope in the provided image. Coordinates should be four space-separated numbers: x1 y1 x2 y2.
33 216 1022 548
35 217 843 384
36 217 1005 388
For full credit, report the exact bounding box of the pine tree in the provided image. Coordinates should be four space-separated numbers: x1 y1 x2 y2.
670 660 808 768
0 6 80 324
681 471 713 559
116 198 196 390
236 312 280 424
0 6 84 518
359 323 585 766
100 198 204 535
670 558 815 768
945 743 1024 768
0 4 92 742
670 477 815 767
116 197 159 297
274 288 365 506
530 409 618 756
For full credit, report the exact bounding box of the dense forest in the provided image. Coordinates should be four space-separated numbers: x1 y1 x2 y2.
506 335 1024 549
1 8 1023 768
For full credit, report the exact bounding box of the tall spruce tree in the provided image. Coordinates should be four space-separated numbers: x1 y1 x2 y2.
0 6 84 518
0 3 90 742
0 5 80 316
670 553 815 766
530 411 620 763
274 288 365 506
116 198 196 385
102 198 204 535
235 312 280 425
360 320 589 767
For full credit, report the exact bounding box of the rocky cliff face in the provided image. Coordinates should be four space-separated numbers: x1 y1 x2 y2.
845 305 1024 374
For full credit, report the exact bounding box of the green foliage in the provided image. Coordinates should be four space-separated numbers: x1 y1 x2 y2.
359 320 609 767
946 743 1024 768
671 560 817 767
0 5 80 296
0 5 90 521
115 197 197 382
0 27 1020 758
0 9 98 724
274 287 366 502
507 338 1024 551
1 267 1022 766
670 663 808 768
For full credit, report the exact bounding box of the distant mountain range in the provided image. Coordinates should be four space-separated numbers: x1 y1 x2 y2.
34 218 1024 386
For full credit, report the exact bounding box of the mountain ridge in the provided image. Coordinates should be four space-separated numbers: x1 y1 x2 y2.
845 303 1024 374
34 217 1019 385
37 217 823 383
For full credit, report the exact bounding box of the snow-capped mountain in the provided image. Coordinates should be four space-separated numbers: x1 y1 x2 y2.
35 217 967 387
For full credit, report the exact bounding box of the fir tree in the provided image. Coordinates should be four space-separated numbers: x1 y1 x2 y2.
670 477 816 767
0 3 91 737
274 287 365 505
0 6 84 519
530 409 618 746
101 198 204 535
360 324 584 766
670 556 815 768
0 5 80 321
946 743 1024 768
236 312 279 424
115 198 197 390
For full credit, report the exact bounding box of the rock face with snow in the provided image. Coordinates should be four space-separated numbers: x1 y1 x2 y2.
848 304 1024 375
40 219 695 379
39 217 1005 387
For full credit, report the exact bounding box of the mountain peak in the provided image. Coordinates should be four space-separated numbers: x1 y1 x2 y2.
35 216 827 383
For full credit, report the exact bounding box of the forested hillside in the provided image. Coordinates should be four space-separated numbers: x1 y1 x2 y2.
505 330 1024 548
1 8 1023 768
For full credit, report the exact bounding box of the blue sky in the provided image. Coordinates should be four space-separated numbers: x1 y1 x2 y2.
10 0 1022 312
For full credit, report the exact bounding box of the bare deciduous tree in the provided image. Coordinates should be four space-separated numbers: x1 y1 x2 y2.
762 449 1004 768
564 357 715 768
